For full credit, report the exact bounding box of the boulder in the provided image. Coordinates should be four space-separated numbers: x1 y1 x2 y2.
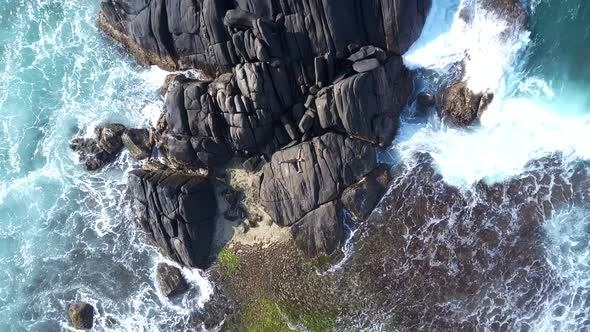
156 263 189 298
258 133 377 226
122 128 152 160
437 82 494 126
341 164 392 221
416 91 436 115
96 123 126 154
316 57 411 146
348 45 387 63
290 201 343 257
352 58 381 73
71 123 126 171
68 302 94 330
128 167 218 268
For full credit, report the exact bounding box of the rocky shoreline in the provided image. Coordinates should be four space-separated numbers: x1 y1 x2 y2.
66 0 590 330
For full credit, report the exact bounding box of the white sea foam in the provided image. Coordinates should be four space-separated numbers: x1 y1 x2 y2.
398 0 589 188
404 0 530 93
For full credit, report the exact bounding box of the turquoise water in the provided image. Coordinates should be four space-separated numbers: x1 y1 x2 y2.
0 1 208 330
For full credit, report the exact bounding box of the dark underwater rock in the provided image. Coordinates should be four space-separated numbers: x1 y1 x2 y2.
128 168 217 268
68 302 94 330
156 263 189 298
341 153 590 329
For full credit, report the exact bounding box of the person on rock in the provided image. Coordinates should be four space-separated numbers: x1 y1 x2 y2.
280 148 306 173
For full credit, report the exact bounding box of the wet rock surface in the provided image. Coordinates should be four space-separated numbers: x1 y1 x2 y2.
68 302 94 330
342 153 590 329
70 123 126 170
128 167 217 269
156 263 189 298
437 81 494 126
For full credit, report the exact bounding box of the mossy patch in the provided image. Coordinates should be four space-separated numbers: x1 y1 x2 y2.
218 249 240 274
242 298 291 332
284 306 336 332
238 297 337 332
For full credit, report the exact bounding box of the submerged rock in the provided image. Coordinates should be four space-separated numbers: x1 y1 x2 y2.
128 168 218 268
156 263 189 298
68 302 94 330
437 82 494 126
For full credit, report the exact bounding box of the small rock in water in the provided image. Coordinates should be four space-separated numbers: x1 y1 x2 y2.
70 123 126 171
96 123 126 154
438 82 493 126
156 263 189 298
68 302 94 330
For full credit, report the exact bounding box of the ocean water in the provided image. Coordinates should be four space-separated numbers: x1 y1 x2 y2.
0 0 210 331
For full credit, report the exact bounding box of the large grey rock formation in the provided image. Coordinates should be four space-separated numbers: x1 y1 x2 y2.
128 168 217 268
99 0 431 72
256 132 378 255
258 132 376 227
93 0 432 262
158 55 410 168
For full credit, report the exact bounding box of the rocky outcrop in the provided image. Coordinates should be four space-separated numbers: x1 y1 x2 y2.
342 153 590 329
128 167 217 269
156 263 189 298
71 123 126 170
437 82 493 126
68 302 94 330
91 0 433 265
99 0 431 72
